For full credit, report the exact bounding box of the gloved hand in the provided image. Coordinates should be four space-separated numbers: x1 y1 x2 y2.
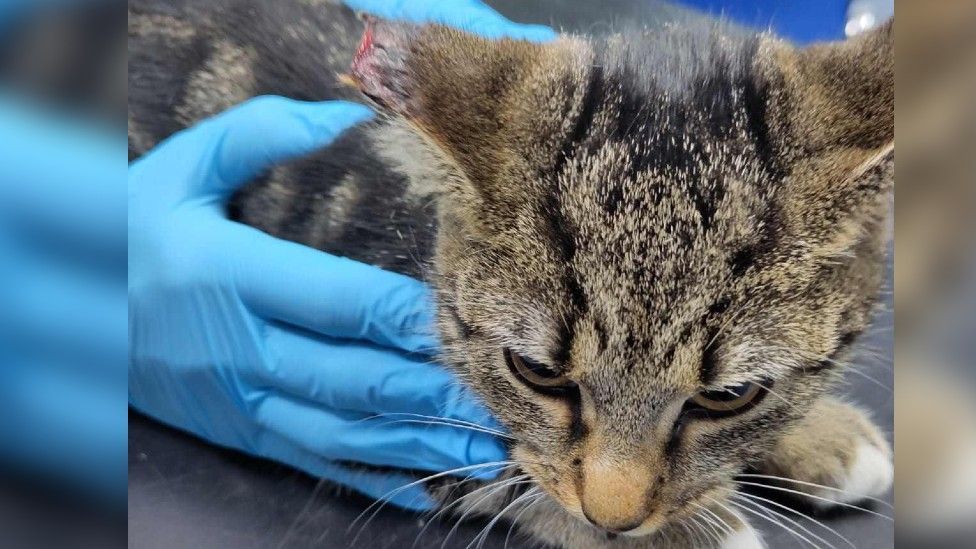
129 0 553 510
128 97 506 510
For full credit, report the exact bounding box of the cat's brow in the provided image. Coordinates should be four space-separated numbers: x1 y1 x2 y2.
541 200 587 368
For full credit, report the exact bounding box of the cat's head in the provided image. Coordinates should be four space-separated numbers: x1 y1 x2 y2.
350 16 892 536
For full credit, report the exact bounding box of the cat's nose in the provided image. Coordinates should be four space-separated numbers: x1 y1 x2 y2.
581 507 645 534
579 457 653 533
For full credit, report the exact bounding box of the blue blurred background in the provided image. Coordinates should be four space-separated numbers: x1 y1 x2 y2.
676 0 849 43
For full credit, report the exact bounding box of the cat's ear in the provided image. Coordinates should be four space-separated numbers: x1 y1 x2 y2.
761 20 894 255
346 17 566 194
764 19 893 152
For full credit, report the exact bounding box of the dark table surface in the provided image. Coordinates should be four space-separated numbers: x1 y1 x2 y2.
129 2 894 547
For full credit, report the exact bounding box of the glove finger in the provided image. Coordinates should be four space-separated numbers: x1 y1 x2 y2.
462 20 557 42
255 429 436 511
233 225 437 353
254 392 507 476
207 97 373 196
344 0 556 42
135 97 372 201
260 322 497 427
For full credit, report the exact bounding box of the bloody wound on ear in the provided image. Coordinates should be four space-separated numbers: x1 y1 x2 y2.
345 16 417 112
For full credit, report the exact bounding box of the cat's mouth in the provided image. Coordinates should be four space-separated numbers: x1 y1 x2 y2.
510 445 668 537
511 444 737 538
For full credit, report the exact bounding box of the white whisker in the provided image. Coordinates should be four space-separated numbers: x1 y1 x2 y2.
688 504 728 546
687 514 722 547
503 492 545 549
726 497 821 549
348 460 518 540
275 478 326 549
677 518 705 547
356 412 514 439
765 344 892 393
733 480 892 521
752 380 799 410
733 491 856 549
466 487 542 549
370 418 516 440
440 479 536 549
841 366 893 392
736 473 893 509
699 493 745 533
690 501 734 537
412 474 530 547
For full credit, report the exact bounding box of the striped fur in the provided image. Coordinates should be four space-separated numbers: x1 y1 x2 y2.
128 2 893 546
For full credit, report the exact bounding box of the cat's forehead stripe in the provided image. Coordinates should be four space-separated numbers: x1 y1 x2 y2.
553 63 605 178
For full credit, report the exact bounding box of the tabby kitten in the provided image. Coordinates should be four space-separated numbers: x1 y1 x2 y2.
128 1 893 547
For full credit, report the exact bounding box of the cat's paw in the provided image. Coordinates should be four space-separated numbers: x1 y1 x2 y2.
759 397 892 511
719 524 765 549
810 436 893 510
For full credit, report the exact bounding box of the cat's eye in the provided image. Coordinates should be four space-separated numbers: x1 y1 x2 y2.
504 348 575 393
686 381 768 418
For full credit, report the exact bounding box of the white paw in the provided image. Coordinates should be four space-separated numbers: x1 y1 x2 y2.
720 524 764 549
814 441 893 510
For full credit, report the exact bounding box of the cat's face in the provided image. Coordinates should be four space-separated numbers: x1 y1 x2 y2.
352 18 892 535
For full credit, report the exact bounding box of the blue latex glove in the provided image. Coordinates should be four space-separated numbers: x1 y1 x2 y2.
130 0 552 510
344 0 556 41
128 97 506 510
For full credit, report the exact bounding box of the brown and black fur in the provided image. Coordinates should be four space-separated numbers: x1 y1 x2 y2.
129 1 893 547
129 0 437 276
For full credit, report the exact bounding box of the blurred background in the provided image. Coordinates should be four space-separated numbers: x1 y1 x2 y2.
3 0 972 547
0 0 126 548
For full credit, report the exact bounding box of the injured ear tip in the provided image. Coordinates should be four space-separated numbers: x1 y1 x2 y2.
347 15 419 116
355 11 377 24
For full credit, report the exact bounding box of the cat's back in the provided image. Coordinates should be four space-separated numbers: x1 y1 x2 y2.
128 0 437 278
128 0 360 141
